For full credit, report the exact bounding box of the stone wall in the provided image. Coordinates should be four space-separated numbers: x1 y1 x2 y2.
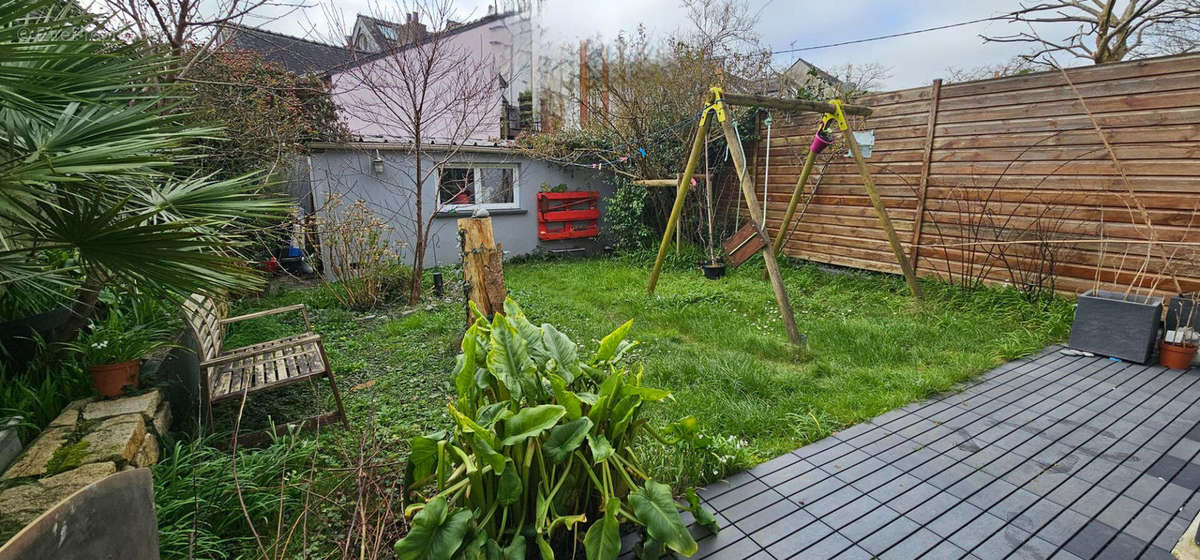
0 390 168 540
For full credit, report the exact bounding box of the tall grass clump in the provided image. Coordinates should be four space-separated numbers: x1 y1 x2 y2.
155 433 317 559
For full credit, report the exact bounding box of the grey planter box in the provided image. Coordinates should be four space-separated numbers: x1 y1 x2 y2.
1068 289 1162 364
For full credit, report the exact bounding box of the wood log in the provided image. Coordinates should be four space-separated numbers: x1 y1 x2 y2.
721 92 873 116
459 216 507 324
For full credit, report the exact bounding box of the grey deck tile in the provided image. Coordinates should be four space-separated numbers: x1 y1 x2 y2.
1148 482 1192 515
1008 534 1061 560
946 469 999 500
928 501 985 538
885 480 940 512
806 445 863 470
838 504 903 542
791 436 840 459
857 515 920 555
928 462 980 490
1152 516 1189 551
1122 476 1168 505
1034 508 1090 547
1167 438 1200 462
760 519 833 557
746 451 803 479
821 494 882 532
697 470 758 501
705 479 772 511
1045 477 1094 508
1094 531 1150 560
749 508 823 549
757 459 818 487
801 484 864 518
1012 497 1068 535
1169 461 1200 491
1068 484 1119 518
795 531 854 559
970 524 1035 559
946 512 1007 551
1096 494 1144 529
788 476 848 509
692 534 755 560
964 477 1019 511
1097 464 1144 492
905 490 963 525
774 466 832 498
876 527 941 559
1141 546 1177 560
993 487 1042 524
1062 519 1120 559
827 456 886 482
855 472 922 504
720 489 788 523
1124 505 1174 543
733 497 802 536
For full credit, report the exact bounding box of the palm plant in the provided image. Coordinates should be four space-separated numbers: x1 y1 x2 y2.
0 0 287 339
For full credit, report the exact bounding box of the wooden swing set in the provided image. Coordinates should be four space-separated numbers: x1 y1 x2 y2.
644 87 922 348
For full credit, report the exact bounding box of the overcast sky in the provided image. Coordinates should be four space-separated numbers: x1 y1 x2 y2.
255 0 1079 90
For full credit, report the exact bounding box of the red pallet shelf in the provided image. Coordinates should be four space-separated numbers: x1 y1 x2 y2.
537 191 599 241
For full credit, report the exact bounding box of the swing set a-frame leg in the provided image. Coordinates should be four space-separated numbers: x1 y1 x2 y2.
646 109 711 295
836 109 923 299
715 93 806 348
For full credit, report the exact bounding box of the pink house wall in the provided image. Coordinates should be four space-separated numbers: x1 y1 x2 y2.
330 18 518 143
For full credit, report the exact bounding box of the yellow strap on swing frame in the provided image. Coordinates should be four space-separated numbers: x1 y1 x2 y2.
822 99 849 131
699 86 727 128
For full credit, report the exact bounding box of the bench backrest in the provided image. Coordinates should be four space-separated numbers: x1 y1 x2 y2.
182 294 227 361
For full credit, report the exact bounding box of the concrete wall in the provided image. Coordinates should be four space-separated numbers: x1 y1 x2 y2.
305 146 616 268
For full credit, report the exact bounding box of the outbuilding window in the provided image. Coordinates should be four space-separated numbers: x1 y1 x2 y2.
437 163 518 209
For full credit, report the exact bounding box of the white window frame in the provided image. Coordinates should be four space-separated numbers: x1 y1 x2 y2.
438 163 520 211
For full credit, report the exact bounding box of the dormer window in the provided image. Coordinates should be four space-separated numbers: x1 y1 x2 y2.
378 26 398 41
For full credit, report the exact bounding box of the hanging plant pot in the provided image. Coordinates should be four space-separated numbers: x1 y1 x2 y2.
1159 341 1197 370
1068 289 1162 364
699 260 726 280
88 360 140 398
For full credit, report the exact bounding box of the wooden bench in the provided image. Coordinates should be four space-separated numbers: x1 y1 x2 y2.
182 294 348 432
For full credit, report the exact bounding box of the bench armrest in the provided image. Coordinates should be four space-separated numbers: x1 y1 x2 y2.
221 303 311 331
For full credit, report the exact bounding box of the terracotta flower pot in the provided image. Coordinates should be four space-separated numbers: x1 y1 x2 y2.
1159 341 1198 370
88 360 140 397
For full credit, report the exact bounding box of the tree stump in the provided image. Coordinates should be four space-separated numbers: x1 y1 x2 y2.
459 216 507 325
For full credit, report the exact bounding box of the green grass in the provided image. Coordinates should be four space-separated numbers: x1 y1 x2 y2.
501 257 1073 485
176 256 1071 554
222 257 1071 486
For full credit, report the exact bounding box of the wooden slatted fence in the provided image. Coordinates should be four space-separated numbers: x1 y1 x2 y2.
752 52 1200 296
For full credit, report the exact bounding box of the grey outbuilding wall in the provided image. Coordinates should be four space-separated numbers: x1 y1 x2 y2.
303 144 617 269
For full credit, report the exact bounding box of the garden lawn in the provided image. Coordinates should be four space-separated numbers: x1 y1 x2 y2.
223 256 1073 489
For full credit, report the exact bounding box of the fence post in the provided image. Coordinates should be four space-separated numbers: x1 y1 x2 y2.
459 215 507 325
910 79 942 270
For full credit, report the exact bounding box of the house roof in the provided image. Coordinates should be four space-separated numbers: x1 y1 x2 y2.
219 24 356 75
329 10 518 75
352 14 428 52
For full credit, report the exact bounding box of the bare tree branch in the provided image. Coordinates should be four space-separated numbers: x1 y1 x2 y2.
984 0 1200 64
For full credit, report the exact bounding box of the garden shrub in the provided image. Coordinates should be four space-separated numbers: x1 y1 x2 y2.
394 298 715 559
603 182 654 253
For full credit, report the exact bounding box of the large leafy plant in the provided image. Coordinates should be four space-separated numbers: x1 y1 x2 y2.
396 299 716 560
0 0 286 336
